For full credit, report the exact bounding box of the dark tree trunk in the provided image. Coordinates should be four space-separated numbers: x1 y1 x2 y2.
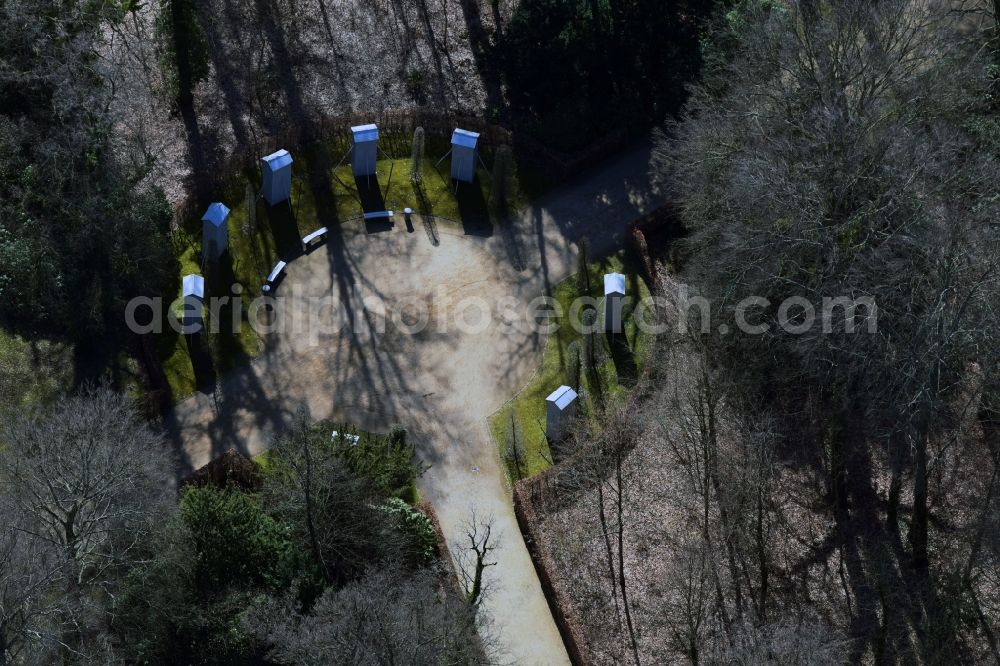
757 493 768 622
909 434 929 571
301 438 330 583
597 482 623 630
615 455 640 666
886 433 903 535
169 0 195 109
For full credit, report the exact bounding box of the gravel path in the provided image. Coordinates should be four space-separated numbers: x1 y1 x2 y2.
168 140 663 665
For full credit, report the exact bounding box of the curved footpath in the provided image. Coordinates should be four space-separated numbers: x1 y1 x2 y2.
168 140 665 665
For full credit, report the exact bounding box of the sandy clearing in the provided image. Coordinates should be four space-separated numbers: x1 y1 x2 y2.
168 140 663 665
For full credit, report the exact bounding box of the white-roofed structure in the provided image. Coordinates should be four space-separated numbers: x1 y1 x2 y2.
545 385 579 442
183 274 205 300
450 129 480 183
261 149 293 205
604 273 626 333
201 202 230 261
351 124 379 177
182 274 205 332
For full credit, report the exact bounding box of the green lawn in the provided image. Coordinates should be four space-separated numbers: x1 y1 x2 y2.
159 136 527 402
490 251 653 482
160 187 275 402
329 158 511 225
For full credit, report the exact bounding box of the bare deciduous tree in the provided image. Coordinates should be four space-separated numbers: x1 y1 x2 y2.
0 385 175 661
661 540 713 665
0 503 66 665
558 397 645 665
648 0 1000 660
263 412 403 584
457 509 498 607
706 612 849 666
249 564 488 665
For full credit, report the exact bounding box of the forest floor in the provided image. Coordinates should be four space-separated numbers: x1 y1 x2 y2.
103 0 500 207
533 270 1000 665
167 140 664 665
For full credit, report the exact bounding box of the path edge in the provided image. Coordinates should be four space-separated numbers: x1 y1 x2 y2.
512 472 594 666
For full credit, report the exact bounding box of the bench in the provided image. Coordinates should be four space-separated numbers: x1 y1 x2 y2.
262 260 287 293
301 227 328 251
331 430 360 447
363 210 394 221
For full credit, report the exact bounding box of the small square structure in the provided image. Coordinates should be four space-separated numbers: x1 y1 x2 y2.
604 273 626 333
546 385 579 442
201 202 230 261
351 124 379 177
261 149 293 206
182 274 205 332
450 129 480 183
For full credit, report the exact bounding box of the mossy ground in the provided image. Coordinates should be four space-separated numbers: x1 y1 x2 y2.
0 331 72 414
489 251 653 482
330 159 509 224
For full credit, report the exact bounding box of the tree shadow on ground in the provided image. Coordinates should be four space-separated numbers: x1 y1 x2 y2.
456 0 506 117
414 181 442 246
186 332 217 394
794 412 973 665
422 216 440 246
365 217 394 234
586 358 604 412
353 175 396 233
179 101 224 212
199 1 250 150
499 215 527 271
606 332 637 387
409 0 451 108
456 179 493 236
205 251 248 374
263 201 303 261
355 175 388 212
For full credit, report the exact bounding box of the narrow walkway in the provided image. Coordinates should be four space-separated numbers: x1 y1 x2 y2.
168 140 664 665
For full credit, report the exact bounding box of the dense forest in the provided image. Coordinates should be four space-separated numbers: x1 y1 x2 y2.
0 1 714 662
538 1 1000 664
0 390 483 663
0 0 710 379
1 0 999 664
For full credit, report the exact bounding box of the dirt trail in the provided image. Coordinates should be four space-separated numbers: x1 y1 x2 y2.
169 140 663 665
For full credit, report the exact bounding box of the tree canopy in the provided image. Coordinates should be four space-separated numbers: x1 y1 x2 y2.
0 1 175 346
500 0 714 149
